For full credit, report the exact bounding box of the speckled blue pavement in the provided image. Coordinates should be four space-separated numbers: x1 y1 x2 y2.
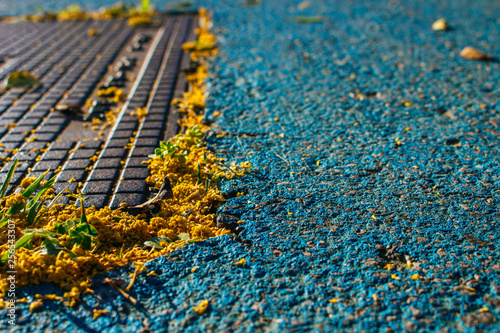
5 0 500 332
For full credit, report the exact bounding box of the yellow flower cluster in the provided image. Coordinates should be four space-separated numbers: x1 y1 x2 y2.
97 87 124 104
8 3 157 23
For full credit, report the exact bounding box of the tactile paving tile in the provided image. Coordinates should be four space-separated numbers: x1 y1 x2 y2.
0 15 196 209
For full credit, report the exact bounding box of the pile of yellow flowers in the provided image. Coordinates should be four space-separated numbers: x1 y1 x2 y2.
0 9 250 310
4 2 156 25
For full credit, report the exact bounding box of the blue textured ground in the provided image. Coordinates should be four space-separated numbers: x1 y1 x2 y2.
5 0 500 332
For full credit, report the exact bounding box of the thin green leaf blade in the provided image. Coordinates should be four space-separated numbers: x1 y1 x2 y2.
27 174 56 209
0 160 17 199
21 170 48 198
1 233 34 264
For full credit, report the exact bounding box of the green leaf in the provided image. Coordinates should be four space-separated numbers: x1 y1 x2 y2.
144 236 172 249
291 16 324 24
27 174 56 209
205 177 211 192
1 233 34 264
55 219 77 235
176 155 186 163
27 201 44 225
46 189 66 209
75 223 97 237
65 219 77 230
197 162 202 184
0 216 9 228
65 249 78 259
14 233 34 248
0 160 17 199
21 170 48 198
42 239 63 255
68 230 83 244
87 225 98 237
81 236 91 251
176 233 190 241
7 202 24 216
5 71 42 90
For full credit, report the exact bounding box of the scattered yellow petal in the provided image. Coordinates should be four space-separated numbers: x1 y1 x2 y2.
146 270 159 277
193 300 209 314
92 309 109 319
234 258 247 266
29 300 43 311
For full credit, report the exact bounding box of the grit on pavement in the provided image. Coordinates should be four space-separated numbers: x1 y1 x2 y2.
6 0 500 332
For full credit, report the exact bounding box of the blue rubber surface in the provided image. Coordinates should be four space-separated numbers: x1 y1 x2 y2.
5 0 500 332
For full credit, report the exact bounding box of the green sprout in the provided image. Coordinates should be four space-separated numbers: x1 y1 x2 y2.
0 161 56 228
0 173 98 264
154 141 187 165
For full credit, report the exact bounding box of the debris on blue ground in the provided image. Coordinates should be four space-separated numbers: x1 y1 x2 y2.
7 0 500 332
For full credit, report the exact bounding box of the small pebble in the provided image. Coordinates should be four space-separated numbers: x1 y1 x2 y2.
432 18 448 31
460 46 492 60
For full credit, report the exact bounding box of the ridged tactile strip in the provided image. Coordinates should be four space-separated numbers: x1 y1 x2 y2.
108 16 194 209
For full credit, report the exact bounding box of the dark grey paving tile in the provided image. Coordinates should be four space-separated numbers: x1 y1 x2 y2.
115 179 146 193
130 146 155 157
53 182 78 194
94 158 122 169
33 160 61 171
82 180 113 195
42 150 68 161
11 151 39 161
137 128 162 138
79 140 104 149
33 133 58 142
21 142 48 151
49 141 76 151
71 149 99 159
88 169 118 181
122 167 149 180
28 171 55 180
56 170 86 182
82 194 107 209
100 148 126 159
106 138 131 148
64 159 92 170
135 137 160 147
125 157 148 167
110 193 143 209
111 130 135 139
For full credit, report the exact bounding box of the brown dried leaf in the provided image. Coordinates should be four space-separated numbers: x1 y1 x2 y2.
460 46 492 61
128 176 173 210
459 203 470 210
55 104 85 116
464 234 493 247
